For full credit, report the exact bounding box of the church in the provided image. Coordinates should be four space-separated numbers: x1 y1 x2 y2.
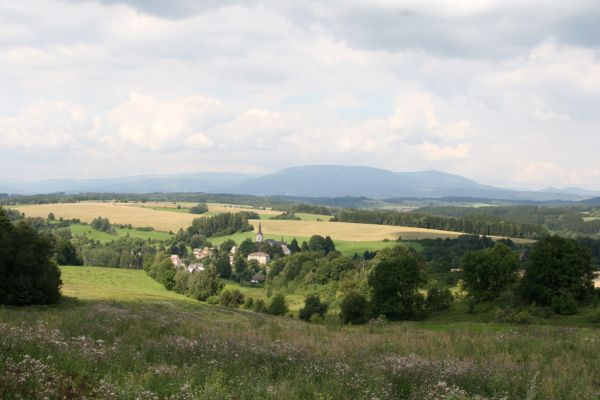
255 222 291 255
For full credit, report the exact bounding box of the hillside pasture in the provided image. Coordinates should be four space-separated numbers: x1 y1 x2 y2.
0 266 598 399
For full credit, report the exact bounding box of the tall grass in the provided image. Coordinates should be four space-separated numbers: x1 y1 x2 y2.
0 267 598 399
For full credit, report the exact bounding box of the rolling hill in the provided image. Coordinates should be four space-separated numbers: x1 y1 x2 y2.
2 165 597 201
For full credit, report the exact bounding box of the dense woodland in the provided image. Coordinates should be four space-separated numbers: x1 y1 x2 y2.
333 209 548 238
417 205 600 236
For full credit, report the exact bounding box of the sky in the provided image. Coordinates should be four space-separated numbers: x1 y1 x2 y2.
1 0 600 189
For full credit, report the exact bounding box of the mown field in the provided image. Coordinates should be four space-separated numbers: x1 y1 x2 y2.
0 266 598 399
13 202 481 250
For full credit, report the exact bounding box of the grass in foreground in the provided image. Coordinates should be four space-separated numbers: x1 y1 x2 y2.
0 266 599 399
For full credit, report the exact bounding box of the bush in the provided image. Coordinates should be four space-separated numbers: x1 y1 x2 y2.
589 311 600 324
551 293 578 315
205 295 220 305
267 294 288 316
299 294 328 321
243 297 254 309
253 298 267 313
494 307 531 324
0 211 62 305
340 292 370 324
425 285 453 311
220 289 245 308
189 203 209 214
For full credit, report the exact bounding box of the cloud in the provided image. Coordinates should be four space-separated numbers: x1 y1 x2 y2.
96 93 227 151
1 0 600 188
0 102 90 151
388 92 475 145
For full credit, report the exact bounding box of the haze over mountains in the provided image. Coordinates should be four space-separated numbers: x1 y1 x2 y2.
2 165 600 202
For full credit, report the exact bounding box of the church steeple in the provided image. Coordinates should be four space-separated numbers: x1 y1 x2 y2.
256 222 263 243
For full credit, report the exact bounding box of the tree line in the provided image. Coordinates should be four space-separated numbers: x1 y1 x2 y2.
332 209 548 239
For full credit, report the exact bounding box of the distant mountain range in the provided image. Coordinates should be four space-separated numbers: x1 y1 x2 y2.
0 172 257 195
2 165 600 202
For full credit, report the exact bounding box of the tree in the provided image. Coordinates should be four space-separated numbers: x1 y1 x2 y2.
425 285 453 311
189 234 207 249
301 241 309 252
187 267 223 301
267 293 288 316
47 212 55 221
189 203 209 214
368 246 426 320
289 238 300 253
340 292 370 324
520 235 594 306
461 243 519 302
90 216 115 234
54 238 83 266
219 239 236 254
324 236 336 254
0 210 62 305
173 269 190 294
298 294 328 321
233 256 250 282
238 238 258 257
215 254 232 278
308 235 327 253
220 289 244 307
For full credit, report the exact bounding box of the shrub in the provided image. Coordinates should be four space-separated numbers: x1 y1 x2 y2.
267 294 288 316
425 285 453 311
0 212 62 305
299 294 328 321
243 297 254 309
220 289 245 308
340 292 370 324
253 298 267 313
189 203 209 214
205 295 219 305
589 311 600 324
551 293 578 315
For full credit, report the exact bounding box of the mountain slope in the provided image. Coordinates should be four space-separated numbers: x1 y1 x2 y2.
0 172 256 195
221 165 583 200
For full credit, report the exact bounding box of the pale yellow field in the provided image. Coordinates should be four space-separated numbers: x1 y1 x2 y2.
13 202 532 243
249 219 463 241
14 202 196 232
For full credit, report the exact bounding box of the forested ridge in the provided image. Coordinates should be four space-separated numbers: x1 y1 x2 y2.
333 209 548 239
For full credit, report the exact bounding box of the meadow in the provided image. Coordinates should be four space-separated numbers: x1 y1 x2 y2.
69 223 173 243
14 202 478 247
0 266 598 399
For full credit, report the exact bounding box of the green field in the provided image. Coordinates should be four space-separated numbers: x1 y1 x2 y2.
70 223 173 243
0 266 598 399
209 230 420 256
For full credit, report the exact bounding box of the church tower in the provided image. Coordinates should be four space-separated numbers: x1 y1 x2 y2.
256 222 263 243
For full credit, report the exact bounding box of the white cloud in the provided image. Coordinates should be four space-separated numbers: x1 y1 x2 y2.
1 0 600 188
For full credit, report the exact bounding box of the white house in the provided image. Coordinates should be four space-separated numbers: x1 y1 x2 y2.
193 247 215 260
170 255 185 267
187 263 205 273
248 252 270 265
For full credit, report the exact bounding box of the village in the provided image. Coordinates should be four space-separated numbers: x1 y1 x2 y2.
169 223 290 284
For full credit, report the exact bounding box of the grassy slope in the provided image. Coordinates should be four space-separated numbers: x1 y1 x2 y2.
0 266 598 399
